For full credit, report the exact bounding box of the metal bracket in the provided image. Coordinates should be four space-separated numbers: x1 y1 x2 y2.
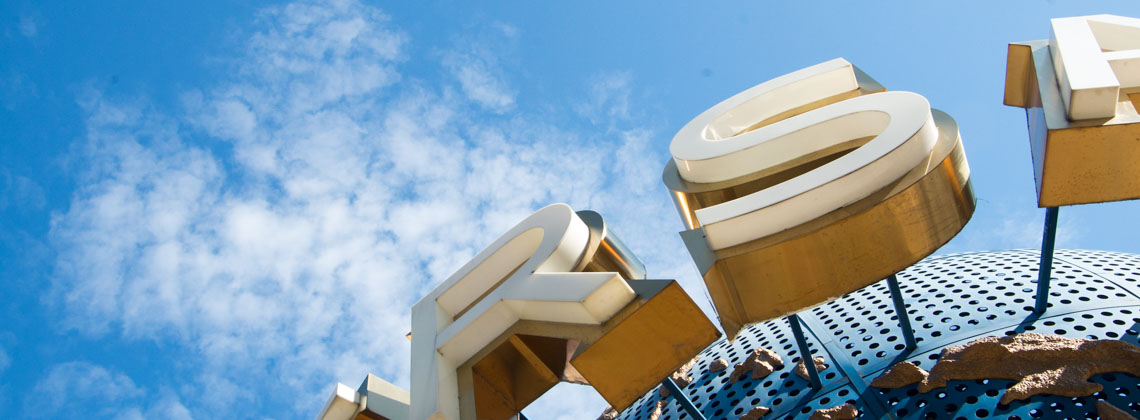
788 314 823 389
1034 206 1060 314
662 376 707 420
886 274 917 351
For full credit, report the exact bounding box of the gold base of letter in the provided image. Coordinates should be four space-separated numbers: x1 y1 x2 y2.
462 280 719 418
668 113 974 339
1005 40 1140 207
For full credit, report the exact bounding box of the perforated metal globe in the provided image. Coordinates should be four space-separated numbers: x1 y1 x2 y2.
615 249 1140 420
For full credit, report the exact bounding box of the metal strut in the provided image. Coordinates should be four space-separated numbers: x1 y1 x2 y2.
663 376 707 420
787 314 823 389
886 274 918 351
1034 206 1059 315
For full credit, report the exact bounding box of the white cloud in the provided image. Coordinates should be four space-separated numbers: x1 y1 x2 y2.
49 0 699 418
188 373 254 416
1 71 38 111
941 205 1083 255
18 16 38 39
442 32 516 113
112 394 194 420
28 361 144 417
0 168 47 212
28 362 194 419
1000 209 1081 250
493 22 520 38
0 345 10 376
576 71 634 124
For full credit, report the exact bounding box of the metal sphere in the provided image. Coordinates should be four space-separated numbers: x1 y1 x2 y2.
617 249 1140 420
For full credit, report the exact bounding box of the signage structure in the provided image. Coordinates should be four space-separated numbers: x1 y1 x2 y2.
665 58 974 338
1004 14 1140 207
316 13 1140 420
1004 14 1140 315
318 375 411 420
406 204 718 420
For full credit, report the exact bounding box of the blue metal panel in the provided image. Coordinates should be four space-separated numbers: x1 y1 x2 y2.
788 314 823 389
663 376 708 420
613 249 1140 420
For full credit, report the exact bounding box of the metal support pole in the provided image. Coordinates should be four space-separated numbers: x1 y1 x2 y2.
886 274 917 351
787 314 822 389
663 376 707 420
1034 206 1059 315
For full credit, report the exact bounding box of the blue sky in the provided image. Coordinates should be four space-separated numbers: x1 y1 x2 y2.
2 1 1139 419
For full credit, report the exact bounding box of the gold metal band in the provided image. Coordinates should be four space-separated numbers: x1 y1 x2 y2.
1005 40 1140 207
668 111 974 339
459 211 718 418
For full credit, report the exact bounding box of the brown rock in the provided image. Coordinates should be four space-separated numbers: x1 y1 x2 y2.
870 361 929 388
710 358 730 372
671 355 700 388
730 347 784 383
648 400 667 420
795 356 827 380
917 333 1140 404
1097 400 1138 420
809 403 858 420
739 406 771 420
660 355 701 397
596 406 617 420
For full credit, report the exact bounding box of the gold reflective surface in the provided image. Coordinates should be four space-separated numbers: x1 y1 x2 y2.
665 68 975 338
683 133 973 338
1003 43 1033 108
571 281 719 412
458 280 719 418
470 335 569 419
453 212 717 419
576 210 647 280
1005 40 1140 207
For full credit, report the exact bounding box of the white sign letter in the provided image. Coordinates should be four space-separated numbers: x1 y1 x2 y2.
1051 14 1140 120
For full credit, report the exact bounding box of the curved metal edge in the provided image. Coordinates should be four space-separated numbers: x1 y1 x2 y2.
688 134 975 340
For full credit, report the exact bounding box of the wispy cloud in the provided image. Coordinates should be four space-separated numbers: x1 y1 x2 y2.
27 361 153 418
33 362 144 402
27 361 193 419
110 395 194 420
0 71 38 111
0 168 46 212
576 71 634 124
442 47 515 113
48 0 692 417
941 204 1083 255
18 16 38 39
441 23 519 113
0 344 10 376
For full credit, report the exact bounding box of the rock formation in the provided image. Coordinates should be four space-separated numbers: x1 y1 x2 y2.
659 355 700 397
596 406 617 420
648 400 667 420
730 347 784 384
738 406 770 420
1096 400 1138 420
710 358 729 372
809 403 858 420
795 356 827 380
917 333 1140 404
870 361 929 388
